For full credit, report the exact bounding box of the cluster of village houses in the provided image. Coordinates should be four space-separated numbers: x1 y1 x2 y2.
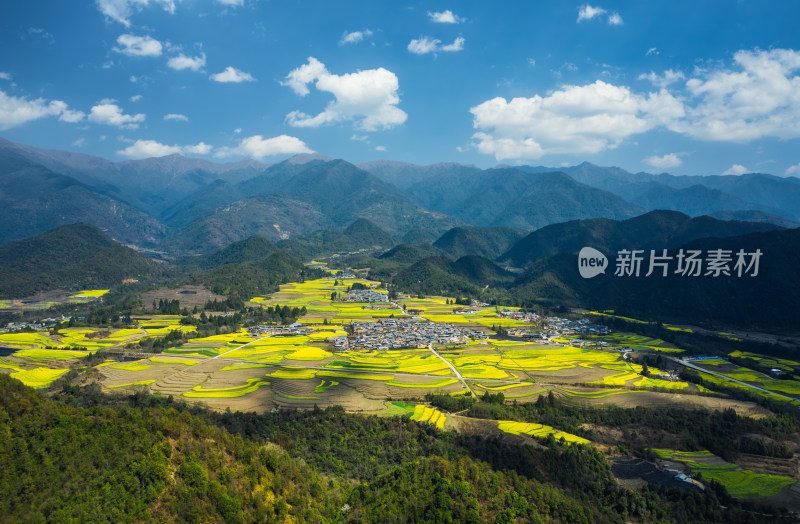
330 319 488 351
341 289 389 303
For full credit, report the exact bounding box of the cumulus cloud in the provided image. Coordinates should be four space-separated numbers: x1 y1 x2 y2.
88 100 145 128
646 47 659 56
214 134 313 160
210 66 255 83
0 90 85 130
408 37 440 55
441 37 465 52
470 80 683 161
130 94 142 102
0 72 11 80
428 10 464 24
117 139 212 159
608 12 623 25
163 113 188 121
786 163 800 176
167 52 206 71
644 152 684 169
638 69 685 88
96 0 176 27
114 34 162 57
672 48 800 141
282 57 407 131
216 0 244 5
722 164 749 175
340 30 372 45
408 36 465 55
374 145 387 151
471 47 800 161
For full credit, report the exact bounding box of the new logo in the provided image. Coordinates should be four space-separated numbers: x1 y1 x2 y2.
578 247 607 279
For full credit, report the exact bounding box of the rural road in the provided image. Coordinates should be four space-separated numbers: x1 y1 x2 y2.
428 343 476 397
665 356 797 402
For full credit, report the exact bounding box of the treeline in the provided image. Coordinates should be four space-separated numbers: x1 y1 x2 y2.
426 392 796 462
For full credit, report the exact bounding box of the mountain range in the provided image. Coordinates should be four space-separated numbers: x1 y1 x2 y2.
3 137 800 257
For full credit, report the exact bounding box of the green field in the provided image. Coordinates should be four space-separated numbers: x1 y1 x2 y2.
654 449 795 499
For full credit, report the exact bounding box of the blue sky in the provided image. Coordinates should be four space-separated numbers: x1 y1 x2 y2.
2 1 800 176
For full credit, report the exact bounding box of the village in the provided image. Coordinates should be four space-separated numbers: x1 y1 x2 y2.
332 318 488 351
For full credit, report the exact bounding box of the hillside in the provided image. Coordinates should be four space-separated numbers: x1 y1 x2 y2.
513 227 800 330
0 223 165 297
0 151 166 246
393 255 514 297
432 226 526 260
403 168 643 230
168 194 332 253
500 210 784 268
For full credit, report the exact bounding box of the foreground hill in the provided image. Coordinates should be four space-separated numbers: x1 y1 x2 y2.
500 210 785 268
0 223 166 298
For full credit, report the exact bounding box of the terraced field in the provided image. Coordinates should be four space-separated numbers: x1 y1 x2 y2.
654 449 796 499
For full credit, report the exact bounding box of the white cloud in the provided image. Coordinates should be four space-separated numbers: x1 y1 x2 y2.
408 37 440 55
373 145 387 151
428 10 464 24
233 127 241 133
216 0 244 5
785 163 800 176
441 37 465 52
130 94 142 102
0 72 11 80
184 142 212 155
722 164 749 175
163 113 188 121
282 57 407 131
527 58 536 66
646 47 659 56
117 139 212 159
88 101 145 128
114 34 162 57
0 90 85 130
214 134 313 160
577 5 622 25
96 0 176 27
577 5 606 22
210 66 256 83
472 47 800 161
167 52 206 71
644 152 684 169
340 30 372 45
408 36 465 54
639 69 685 88
469 80 684 161
671 48 800 141
72 138 87 147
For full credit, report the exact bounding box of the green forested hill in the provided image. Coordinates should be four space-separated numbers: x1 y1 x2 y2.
0 374 339 522
0 223 166 298
1 375 779 523
433 225 527 260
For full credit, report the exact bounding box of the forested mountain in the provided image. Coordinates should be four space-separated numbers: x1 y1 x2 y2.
168 194 332 252
500 210 785 268
0 149 166 246
393 255 515 296
399 168 644 230
433 226 527 260
0 223 166 297
512 227 800 329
